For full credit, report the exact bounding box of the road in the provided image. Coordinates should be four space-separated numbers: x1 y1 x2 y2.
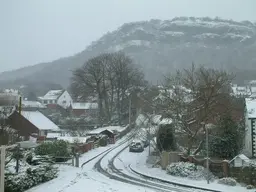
92 136 212 192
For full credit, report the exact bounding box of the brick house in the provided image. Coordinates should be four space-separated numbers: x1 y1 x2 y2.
7 110 60 141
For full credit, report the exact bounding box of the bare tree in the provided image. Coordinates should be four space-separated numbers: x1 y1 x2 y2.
71 52 145 125
162 64 234 155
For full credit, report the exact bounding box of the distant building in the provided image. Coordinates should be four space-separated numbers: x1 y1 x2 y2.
71 102 98 117
22 100 46 110
38 90 73 109
0 89 20 106
231 84 252 98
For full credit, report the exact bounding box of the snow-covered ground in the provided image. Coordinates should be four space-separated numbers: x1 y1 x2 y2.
114 146 254 192
25 131 156 192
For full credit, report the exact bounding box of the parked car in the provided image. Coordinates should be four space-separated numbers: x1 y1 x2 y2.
129 140 144 152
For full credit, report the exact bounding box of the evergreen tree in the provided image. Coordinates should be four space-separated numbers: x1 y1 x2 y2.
209 114 242 159
156 124 177 152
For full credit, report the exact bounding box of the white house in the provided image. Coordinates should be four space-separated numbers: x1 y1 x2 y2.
38 90 73 109
244 98 256 157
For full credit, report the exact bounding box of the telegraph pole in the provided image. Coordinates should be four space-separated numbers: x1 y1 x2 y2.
15 96 22 173
0 146 5 192
129 96 131 127
206 126 209 184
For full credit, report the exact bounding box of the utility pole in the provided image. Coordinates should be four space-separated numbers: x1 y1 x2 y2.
148 124 151 156
129 96 131 127
206 126 209 184
148 110 155 156
0 146 6 192
15 96 22 173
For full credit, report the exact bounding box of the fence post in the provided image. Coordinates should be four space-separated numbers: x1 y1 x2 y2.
75 153 79 167
161 151 169 170
72 156 74 166
222 160 229 177
0 146 6 192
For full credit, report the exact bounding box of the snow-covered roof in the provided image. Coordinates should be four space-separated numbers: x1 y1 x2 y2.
231 86 251 96
136 114 172 127
152 115 172 125
245 98 256 118
72 102 98 110
22 100 46 108
57 136 89 143
40 90 64 100
88 126 126 135
249 80 256 84
230 154 250 163
21 111 60 131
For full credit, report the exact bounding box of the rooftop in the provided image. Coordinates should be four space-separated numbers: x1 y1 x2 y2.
21 111 59 131
40 90 64 100
22 100 46 108
72 102 98 110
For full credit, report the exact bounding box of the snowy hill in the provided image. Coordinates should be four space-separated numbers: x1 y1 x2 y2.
1 17 256 88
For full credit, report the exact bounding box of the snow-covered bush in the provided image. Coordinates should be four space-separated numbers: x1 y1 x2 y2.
35 140 71 161
246 185 254 189
166 162 215 180
5 154 58 192
217 177 237 186
5 163 58 192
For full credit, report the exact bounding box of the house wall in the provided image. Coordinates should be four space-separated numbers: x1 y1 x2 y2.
57 91 73 109
7 111 39 139
244 111 253 157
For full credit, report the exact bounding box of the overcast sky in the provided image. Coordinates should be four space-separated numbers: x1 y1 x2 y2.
0 0 256 72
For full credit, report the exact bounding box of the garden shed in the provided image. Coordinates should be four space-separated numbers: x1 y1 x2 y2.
229 154 250 167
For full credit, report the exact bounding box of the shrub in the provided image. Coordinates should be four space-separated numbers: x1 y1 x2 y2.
156 124 177 152
246 185 254 189
217 177 237 186
35 140 71 159
99 137 108 146
5 163 58 192
166 162 215 180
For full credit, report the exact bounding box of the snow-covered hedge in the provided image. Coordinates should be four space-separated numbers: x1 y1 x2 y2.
166 162 215 180
5 162 58 192
4 151 59 192
217 177 237 186
35 140 71 160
